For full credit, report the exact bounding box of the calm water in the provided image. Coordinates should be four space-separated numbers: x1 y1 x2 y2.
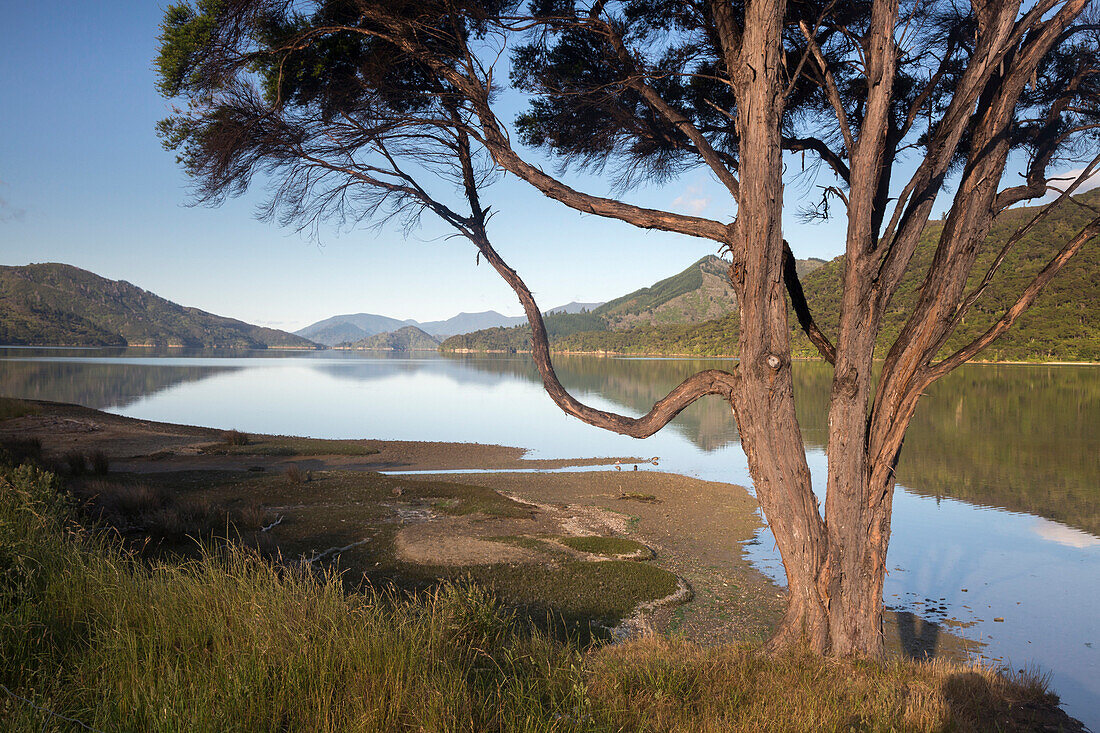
2 347 1097 726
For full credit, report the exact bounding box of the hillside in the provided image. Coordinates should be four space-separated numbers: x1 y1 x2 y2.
344 325 440 351
555 190 1100 361
440 255 822 353
593 256 742 329
440 311 606 352
0 263 318 349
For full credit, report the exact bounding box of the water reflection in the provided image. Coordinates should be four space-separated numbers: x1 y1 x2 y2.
0 355 235 410
452 354 1100 538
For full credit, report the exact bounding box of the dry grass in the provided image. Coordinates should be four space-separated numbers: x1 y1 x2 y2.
584 636 1062 732
222 428 250 446
74 477 273 541
0 462 1077 733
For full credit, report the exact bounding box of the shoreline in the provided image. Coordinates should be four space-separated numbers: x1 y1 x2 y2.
1 397 977 660
3 343 1097 365
443 347 1100 365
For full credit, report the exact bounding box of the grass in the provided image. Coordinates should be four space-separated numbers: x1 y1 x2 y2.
0 461 1071 732
203 435 381 457
558 535 653 558
0 397 37 420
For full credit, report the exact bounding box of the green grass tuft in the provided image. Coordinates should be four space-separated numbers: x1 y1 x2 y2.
0 397 38 420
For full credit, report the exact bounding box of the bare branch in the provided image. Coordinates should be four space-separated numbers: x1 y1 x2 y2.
783 136 851 183
471 231 740 437
941 153 1100 340
783 241 836 364
928 212 1100 377
798 20 855 154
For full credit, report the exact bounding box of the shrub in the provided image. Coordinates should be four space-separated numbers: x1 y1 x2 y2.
90 450 109 476
0 436 42 466
64 451 87 476
285 464 303 485
223 429 250 446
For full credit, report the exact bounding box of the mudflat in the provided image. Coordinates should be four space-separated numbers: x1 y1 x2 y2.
1 397 971 657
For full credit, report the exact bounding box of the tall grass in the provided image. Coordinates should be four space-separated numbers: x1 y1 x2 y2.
0 463 586 732
0 463 1066 732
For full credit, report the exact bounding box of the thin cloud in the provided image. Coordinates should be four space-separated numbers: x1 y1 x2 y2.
0 177 26 223
672 185 711 215
1039 166 1100 202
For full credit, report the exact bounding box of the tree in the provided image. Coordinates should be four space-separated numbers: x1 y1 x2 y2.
157 0 1100 656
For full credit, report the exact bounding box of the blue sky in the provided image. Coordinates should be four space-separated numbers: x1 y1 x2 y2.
0 1 973 332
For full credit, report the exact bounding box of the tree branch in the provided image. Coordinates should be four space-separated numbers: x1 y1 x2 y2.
472 231 740 437
783 136 851 183
939 153 1100 343
783 241 836 364
595 17 741 200
798 20 855 154
927 212 1100 378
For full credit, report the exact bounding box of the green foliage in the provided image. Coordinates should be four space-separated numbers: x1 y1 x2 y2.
156 1 224 97
548 192 1100 362
441 311 607 352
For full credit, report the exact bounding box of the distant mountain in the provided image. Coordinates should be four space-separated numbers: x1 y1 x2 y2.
544 301 604 315
415 311 526 338
298 301 601 346
0 263 318 349
344 325 440 351
294 312 409 346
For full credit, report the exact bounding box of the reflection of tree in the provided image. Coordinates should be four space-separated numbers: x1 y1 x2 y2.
899 365 1100 538
450 354 1099 536
0 361 234 410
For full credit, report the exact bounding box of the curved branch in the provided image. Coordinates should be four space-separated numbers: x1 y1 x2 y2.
447 109 741 437
783 136 851 183
473 233 740 437
783 241 836 364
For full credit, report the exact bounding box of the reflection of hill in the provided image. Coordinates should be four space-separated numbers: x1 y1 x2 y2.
444 353 837 451
0 361 235 410
898 365 1100 537
448 354 1098 536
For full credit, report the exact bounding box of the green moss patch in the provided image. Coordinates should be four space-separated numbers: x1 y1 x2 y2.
202 436 381 457
436 560 679 626
558 536 652 558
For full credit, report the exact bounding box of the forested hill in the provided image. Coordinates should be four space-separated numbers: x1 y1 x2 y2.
342 325 440 351
558 190 1100 361
0 263 318 349
448 190 1099 362
441 255 822 352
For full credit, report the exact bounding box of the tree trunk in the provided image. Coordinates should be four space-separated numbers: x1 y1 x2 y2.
731 0 831 654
